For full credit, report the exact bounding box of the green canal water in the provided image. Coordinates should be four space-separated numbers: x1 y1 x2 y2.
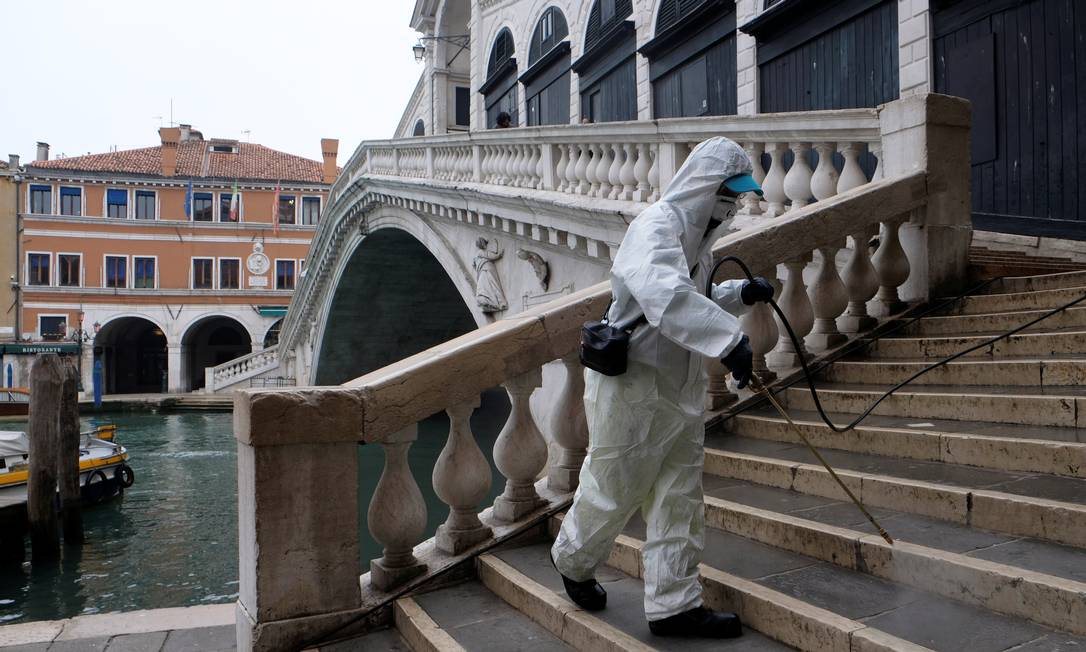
0 390 509 624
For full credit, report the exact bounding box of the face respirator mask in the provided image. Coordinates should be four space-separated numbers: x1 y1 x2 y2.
707 196 740 232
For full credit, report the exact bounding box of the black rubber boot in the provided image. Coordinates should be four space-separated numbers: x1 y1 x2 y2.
648 606 743 638
550 553 606 611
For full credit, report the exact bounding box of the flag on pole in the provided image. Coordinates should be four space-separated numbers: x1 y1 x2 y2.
229 181 241 222
272 182 281 235
184 179 194 220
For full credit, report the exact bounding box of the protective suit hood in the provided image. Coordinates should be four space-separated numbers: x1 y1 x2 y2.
659 137 753 260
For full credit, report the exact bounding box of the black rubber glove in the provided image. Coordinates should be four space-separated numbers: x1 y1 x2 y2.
721 335 754 390
741 277 775 305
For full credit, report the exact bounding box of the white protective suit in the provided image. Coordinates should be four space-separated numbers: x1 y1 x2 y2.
552 137 754 620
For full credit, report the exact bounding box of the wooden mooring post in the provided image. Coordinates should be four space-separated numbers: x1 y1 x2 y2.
28 354 63 561
59 360 84 544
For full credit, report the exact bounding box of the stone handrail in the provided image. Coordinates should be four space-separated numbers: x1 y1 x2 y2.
282 109 883 356
238 94 971 651
205 345 279 393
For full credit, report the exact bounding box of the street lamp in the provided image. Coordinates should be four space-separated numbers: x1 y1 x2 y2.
412 34 470 64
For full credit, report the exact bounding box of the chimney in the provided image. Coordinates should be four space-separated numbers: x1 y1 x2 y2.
320 138 339 185
36 142 49 161
8 154 18 168
179 124 191 141
159 127 180 177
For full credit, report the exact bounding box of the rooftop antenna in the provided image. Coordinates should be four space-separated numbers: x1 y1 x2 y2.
169 98 174 127
242 130 252 142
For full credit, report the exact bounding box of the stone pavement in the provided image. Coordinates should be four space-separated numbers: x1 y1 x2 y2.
0 604 234 652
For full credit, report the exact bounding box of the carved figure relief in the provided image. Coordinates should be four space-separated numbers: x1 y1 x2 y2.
517 249 550 291
473 237 507 313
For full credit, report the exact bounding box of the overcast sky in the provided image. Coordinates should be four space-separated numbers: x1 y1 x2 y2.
0 1 422 165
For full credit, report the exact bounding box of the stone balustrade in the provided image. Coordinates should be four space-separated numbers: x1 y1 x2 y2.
352 110 881 216
204 345 279 393
238 94 973 651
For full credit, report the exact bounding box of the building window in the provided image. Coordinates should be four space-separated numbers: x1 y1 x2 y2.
27 253 50 286
192 258 214 289
30 185 51 214
455 87 471 127
107 189 128 218
135 191 156 220
276 260 296 290
277 195 296 225
105 255 127 288
219 258 241 289
134 257 156 289
192 192 213 221
58 254 81 287
39 316 67 341
301 197 320 225
220 192 241 222
59 187 82 216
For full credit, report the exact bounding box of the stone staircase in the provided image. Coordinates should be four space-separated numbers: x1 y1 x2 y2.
324 268 1086 652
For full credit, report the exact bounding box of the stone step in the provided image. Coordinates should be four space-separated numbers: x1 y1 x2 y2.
702 440 1086 548
863 329 1086 359
899 306 1086 336
982 270 1086 294
477 550 789 651
403 581 573 651
609 514 1086 652
937 285 1086 316
318 625 414 651
725 409 1086 478
697 480 1086 636
818 358 1086 388
781 383 1086 428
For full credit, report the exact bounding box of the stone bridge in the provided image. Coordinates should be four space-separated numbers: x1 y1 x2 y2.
210 107 897 395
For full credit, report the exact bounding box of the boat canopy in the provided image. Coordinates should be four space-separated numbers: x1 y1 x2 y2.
0 432 29 457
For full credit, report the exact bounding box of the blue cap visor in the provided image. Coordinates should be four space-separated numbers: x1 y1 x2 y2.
722 173 763 196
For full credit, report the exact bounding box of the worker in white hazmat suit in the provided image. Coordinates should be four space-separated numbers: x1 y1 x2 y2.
551 137 773 638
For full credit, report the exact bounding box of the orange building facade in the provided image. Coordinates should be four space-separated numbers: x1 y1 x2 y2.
7 126 337 394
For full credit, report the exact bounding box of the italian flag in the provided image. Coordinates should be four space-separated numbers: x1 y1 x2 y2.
229 181 242 221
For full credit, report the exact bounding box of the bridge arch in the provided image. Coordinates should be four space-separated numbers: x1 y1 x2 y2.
312 212 482 385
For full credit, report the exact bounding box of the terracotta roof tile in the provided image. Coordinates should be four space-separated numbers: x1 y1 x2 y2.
29 141 327 184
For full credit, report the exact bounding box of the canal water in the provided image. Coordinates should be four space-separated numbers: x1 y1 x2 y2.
0 389 509 624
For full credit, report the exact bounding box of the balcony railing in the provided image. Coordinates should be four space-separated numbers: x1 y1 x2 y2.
237 94 973 651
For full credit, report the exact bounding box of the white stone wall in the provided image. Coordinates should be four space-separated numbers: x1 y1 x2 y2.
898 0 933 96
735 0 759 115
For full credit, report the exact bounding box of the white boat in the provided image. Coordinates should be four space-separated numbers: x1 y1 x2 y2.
0 426 133 509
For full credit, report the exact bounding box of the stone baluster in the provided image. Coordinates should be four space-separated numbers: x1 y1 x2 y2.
783 142 814 210
872 218 910 315
811 143 840 203
534 145 545 190
870 141 884 181
492 367 547 522
433 397 492 554
806 243 848 351
556 144 573 192
565 144 581 194
647 145 660 202
548 355 589 492
491 146 504 184
585 144 601 196
607 143 624 200
839 225 880 333
480 147 492 183
555 145 570 192
523 145 537 188
706 360 738 410
837 142 867 194
574 144 592 195
618 143 636 200
594 144 612 198
766 255 814 369
510 145 524 187
368 425 427 590
742 285 779 382
742 142 765 215
762 143 787 216
633 144 651 202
